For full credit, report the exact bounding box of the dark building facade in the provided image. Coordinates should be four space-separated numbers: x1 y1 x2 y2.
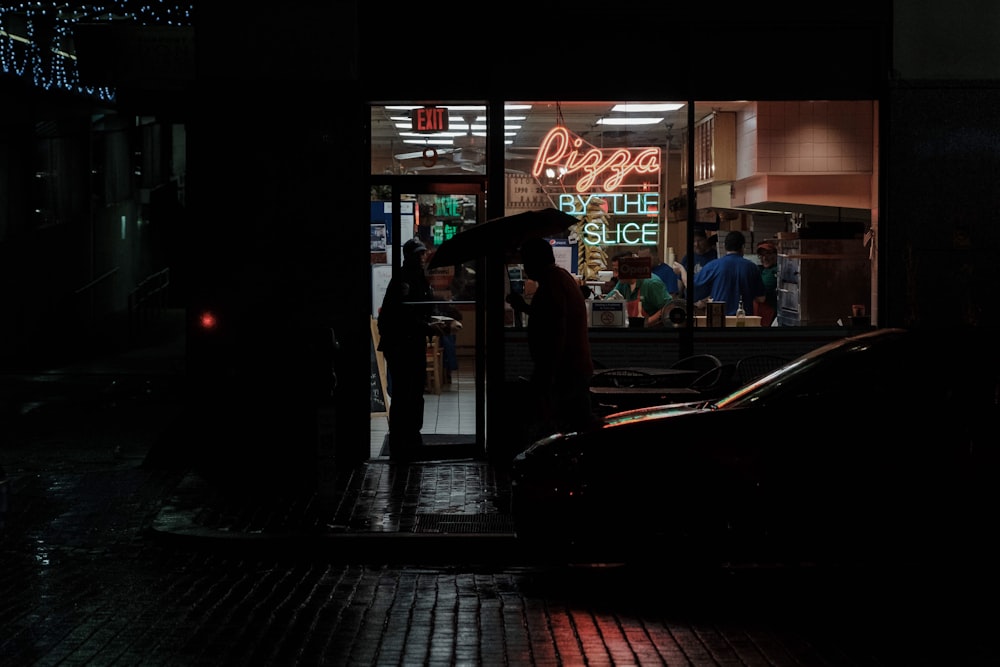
2 2 999 485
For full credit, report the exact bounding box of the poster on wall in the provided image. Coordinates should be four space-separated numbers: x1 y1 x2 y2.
371 223 387 264
371 224 387 252
371 201 393 243
549 238 578 275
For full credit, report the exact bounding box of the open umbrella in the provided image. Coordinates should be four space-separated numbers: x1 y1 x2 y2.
428 208 578 269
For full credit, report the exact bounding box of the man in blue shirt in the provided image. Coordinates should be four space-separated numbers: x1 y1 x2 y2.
692 230 766 316
674 229 718 298
637 245 680 297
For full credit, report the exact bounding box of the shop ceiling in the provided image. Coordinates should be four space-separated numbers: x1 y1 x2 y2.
370 100 872 222
371 101 747 174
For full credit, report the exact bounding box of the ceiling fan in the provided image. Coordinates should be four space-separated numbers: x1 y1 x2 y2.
450 113 486 165
393 113 485 173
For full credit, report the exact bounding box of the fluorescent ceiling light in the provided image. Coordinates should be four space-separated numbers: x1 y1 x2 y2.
612 103 684 112
596 117 664 126
397 124 522 134
398 131 465 138
385 105 486 111
403 139 454 146
473 115 527 122
385 104 529 112
397 130 459 137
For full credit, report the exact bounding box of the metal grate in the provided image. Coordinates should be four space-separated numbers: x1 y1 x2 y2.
414 513 515 534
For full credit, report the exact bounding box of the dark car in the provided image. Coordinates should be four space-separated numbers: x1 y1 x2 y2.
510 327 999 566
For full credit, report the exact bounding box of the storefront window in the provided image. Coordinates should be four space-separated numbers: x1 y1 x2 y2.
369 99 877 329
370 104 492 176
500 100 877 328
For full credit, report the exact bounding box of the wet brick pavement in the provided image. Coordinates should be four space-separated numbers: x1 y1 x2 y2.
2 444 997 667
2 325 998 665
148 459 521 564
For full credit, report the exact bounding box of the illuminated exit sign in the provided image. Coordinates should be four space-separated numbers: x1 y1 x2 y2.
412 107 449 132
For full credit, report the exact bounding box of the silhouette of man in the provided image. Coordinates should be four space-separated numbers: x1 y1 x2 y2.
507 237 595 439
377 238 446 458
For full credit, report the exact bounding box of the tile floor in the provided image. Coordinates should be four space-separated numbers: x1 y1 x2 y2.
369 366 477 458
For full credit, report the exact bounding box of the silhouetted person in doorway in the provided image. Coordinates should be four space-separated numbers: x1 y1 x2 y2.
377 238 446 459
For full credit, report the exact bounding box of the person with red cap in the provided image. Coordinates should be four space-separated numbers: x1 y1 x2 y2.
755 240 779 326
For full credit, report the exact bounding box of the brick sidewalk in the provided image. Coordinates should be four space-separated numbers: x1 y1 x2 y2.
2 369 996 665
2 318 997 665
147 460 520 564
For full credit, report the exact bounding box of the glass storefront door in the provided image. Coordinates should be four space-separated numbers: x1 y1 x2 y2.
368 177 486 458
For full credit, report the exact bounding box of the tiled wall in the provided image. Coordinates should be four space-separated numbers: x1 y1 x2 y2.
738 101 875 177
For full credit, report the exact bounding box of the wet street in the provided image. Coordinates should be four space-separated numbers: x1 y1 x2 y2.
2 508 995 667
1 378 996 665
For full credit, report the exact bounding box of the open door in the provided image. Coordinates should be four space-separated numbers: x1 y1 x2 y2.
368 175 487 460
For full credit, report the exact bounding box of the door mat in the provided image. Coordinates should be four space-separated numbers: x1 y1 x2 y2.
380 434 483 460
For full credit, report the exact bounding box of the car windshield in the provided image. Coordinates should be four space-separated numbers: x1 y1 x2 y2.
712 329 910 409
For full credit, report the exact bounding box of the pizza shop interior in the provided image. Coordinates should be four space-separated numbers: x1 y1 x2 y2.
366 99 878 452
369 99 877 330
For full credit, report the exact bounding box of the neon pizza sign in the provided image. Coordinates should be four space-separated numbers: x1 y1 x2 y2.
533 125 662 246
532 126 661 193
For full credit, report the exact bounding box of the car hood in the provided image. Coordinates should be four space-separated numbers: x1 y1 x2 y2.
513 400 725 463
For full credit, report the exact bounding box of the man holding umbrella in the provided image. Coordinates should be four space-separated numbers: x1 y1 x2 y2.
506 237 596 440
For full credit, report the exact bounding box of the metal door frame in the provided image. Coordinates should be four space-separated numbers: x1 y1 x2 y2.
368 175 488 452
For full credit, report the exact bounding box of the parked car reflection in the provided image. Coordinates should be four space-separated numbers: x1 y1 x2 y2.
510 327 999 566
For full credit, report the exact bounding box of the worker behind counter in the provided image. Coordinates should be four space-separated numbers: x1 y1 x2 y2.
604 251 672 327
691 230 765 316
754 240 779 326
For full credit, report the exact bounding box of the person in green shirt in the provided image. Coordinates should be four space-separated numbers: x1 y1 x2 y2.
755 241 779 326
606 251 672 326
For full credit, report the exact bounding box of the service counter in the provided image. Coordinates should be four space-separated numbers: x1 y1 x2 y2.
694 315 762 327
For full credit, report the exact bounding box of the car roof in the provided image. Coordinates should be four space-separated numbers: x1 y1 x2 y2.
603 326 999 424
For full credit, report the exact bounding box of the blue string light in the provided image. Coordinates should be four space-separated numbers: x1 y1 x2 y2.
0 2 195 102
